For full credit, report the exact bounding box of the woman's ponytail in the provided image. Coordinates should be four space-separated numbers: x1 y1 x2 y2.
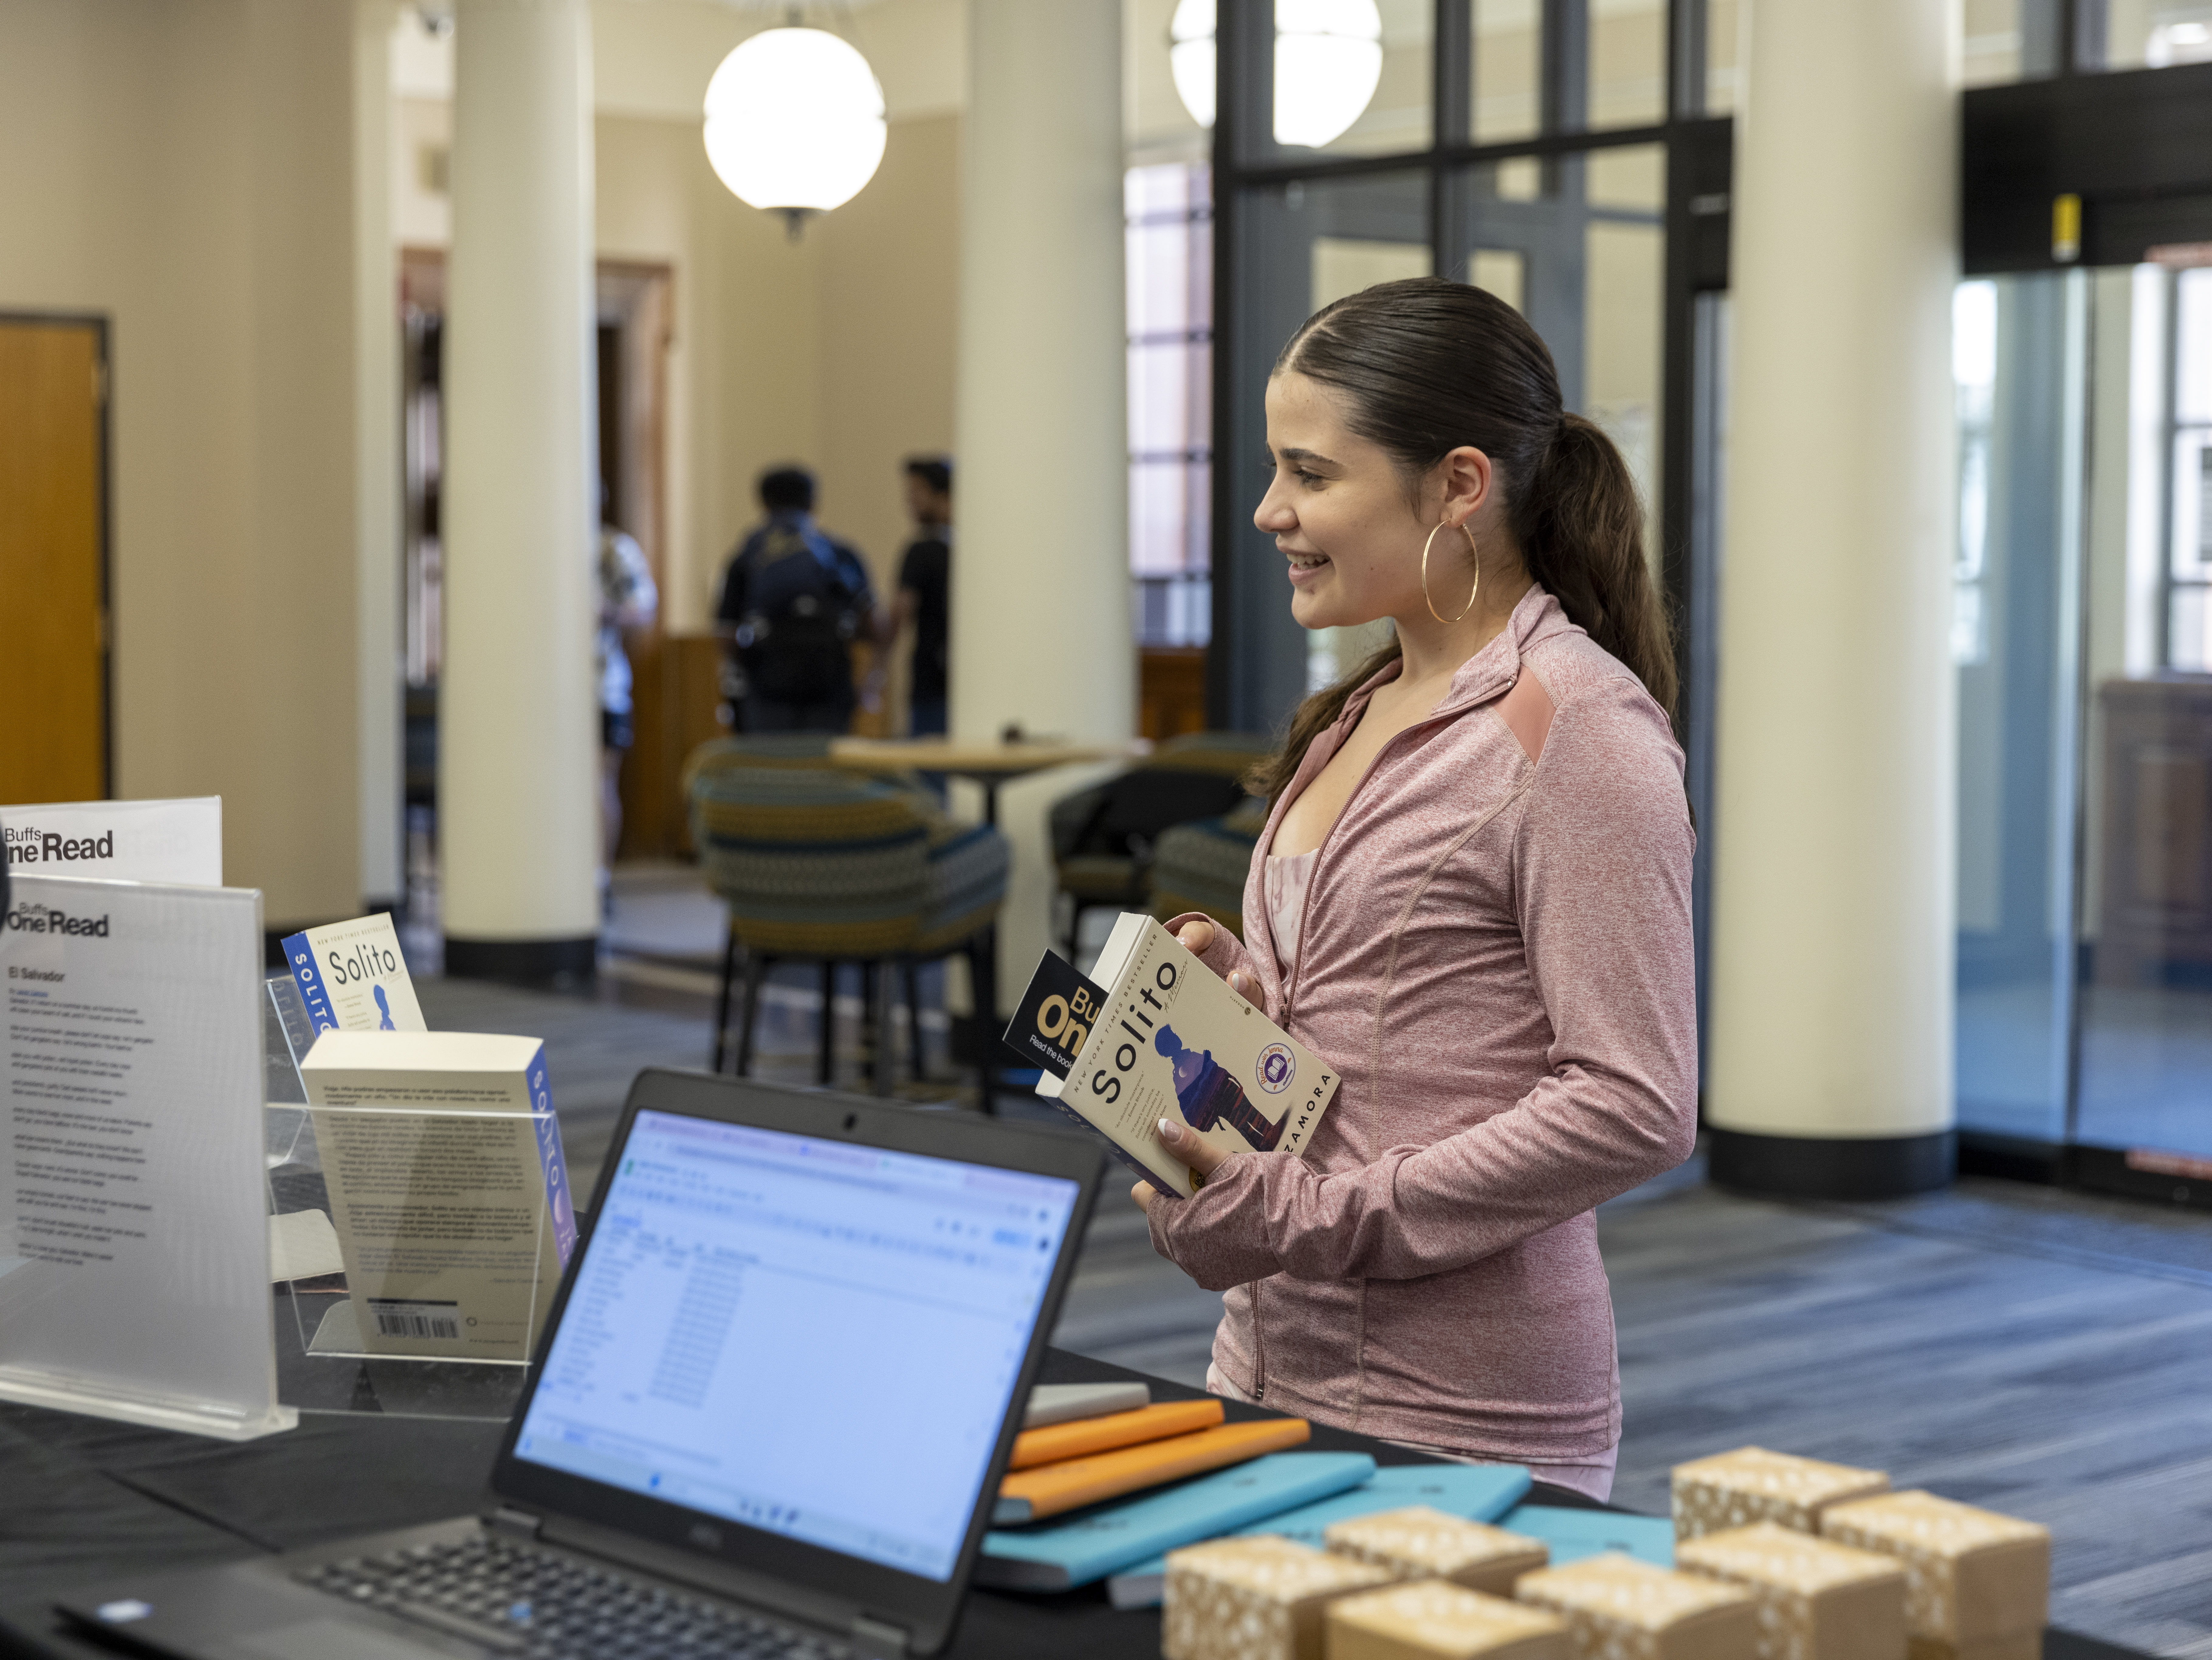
1515 413 1676 718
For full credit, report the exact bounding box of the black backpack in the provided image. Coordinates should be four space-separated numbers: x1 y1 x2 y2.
732 526 866 704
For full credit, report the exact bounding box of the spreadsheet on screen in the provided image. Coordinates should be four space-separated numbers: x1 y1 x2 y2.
514 1111 1080 1580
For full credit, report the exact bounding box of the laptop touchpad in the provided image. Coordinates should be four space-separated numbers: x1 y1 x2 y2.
240 1618 469 1660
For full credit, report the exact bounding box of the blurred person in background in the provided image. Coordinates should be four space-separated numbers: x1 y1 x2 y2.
597 494 658 914
892 456 953 737
715 465 887 734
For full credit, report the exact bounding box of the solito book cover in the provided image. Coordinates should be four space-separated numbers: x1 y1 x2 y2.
283 913 426 1035
1012 913 1338 1198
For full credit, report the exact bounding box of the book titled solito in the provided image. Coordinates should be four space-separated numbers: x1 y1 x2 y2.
1004 914 1339 1199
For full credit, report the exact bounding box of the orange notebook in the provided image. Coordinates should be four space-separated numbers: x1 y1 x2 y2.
1008 1399 1224 1471
994 1417 1311 1524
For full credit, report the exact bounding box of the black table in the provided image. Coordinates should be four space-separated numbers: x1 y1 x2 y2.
0 1350 2151 1660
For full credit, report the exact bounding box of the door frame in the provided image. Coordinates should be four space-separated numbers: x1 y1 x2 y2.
1 310 112 800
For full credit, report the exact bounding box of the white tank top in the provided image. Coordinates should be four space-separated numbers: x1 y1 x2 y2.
1261 847 1319 980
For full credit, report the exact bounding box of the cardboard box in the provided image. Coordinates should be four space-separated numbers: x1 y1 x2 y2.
1671 1448 1890 1540
1514 1552 1759 1660
1326 1579 1569 1660
1675 1521 1908 1660
1325 1507 1550 1596
1819 1492 2049 1647
1165 1536 1399 1660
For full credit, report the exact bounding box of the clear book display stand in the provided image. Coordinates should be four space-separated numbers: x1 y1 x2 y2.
265 977 552 1421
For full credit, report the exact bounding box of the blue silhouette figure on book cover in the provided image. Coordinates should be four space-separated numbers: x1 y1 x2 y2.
1155 1024 1285 1151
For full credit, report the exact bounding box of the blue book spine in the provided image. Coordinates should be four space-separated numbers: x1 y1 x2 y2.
1235 1462 1532 1550
1499 1504 1674 1569
525 1047 577 1267
282 930 338 1034
1105 1460 1534 1605
978 1451 1376 1589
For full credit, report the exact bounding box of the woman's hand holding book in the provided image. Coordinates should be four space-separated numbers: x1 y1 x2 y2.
1132 1116 1234 1217
1173 919 1261 1008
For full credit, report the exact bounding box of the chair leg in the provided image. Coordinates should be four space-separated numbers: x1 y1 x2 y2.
860 960 878 1089
713 923 739 1073
904 962 925 1084
874 961 896 1099
817 960 837 1086
735 951 766 1077
971 927 999 1117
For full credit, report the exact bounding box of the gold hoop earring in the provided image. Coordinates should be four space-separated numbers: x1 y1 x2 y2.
1420 519 1481 625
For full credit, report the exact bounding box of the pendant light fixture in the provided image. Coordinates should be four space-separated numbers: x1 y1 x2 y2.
703 14 887 239
1167 0 1384 150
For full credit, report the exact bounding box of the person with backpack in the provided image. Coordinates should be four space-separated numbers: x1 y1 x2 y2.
714 466 888 733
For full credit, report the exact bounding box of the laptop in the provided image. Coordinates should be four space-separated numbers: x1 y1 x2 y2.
57 1068 1102 1660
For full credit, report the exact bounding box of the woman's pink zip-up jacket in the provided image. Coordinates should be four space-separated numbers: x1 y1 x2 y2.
1149 584 1697 1463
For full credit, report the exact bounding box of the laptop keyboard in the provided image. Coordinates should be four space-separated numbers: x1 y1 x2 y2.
295 1534 856 1660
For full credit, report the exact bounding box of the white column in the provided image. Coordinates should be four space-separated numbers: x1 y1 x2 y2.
1705 0 1960 1195
354 0 403 909
953 0 1132 1004
439 0 599 979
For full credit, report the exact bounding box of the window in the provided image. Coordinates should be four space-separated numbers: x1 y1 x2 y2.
1954 280 1997 667
1955 0 2212 80
2164 266 2212 668
2104 2 2212 70
1126 162 1214 648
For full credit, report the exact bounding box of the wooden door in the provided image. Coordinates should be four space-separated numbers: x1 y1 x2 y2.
0 318 107 801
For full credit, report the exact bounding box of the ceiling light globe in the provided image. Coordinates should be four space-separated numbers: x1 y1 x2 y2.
1170 0 1218 129
1165 0 1384 149
1273 0 1382 148
702 27 886 215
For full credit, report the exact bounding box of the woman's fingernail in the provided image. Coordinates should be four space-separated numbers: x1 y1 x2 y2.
1158 1118 1180 1142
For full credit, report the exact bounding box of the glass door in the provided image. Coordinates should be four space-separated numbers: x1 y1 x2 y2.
1951 272 2087 1147
1953 260 2212 1190
2074 263 2212 1181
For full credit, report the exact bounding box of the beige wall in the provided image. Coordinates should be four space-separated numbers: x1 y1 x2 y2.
0 0 959 927
398 2 961 635
814 115 962 604
595 111 823 635
592 110 961 635
0 0 361 929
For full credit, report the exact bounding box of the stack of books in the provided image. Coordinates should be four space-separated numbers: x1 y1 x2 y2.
983 1383 1537 1602
994 1391 1312 1530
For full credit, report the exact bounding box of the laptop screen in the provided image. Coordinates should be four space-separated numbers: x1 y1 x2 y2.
511 1109 1081 1582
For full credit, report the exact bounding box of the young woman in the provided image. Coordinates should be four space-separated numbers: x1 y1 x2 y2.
1131 277 1697 1500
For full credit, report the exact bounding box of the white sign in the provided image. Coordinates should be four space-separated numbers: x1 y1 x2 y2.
0 873 294 1439
0 797 223 886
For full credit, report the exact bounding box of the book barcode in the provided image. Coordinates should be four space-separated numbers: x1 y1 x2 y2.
374 1310 458 1339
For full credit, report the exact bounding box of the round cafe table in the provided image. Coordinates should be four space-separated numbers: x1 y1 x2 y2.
828 735 1153 824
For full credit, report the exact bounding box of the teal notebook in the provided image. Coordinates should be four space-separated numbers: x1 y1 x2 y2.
1499 1504 1674 1569
974 1451 1376 1592
1104 1461 1533 1610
